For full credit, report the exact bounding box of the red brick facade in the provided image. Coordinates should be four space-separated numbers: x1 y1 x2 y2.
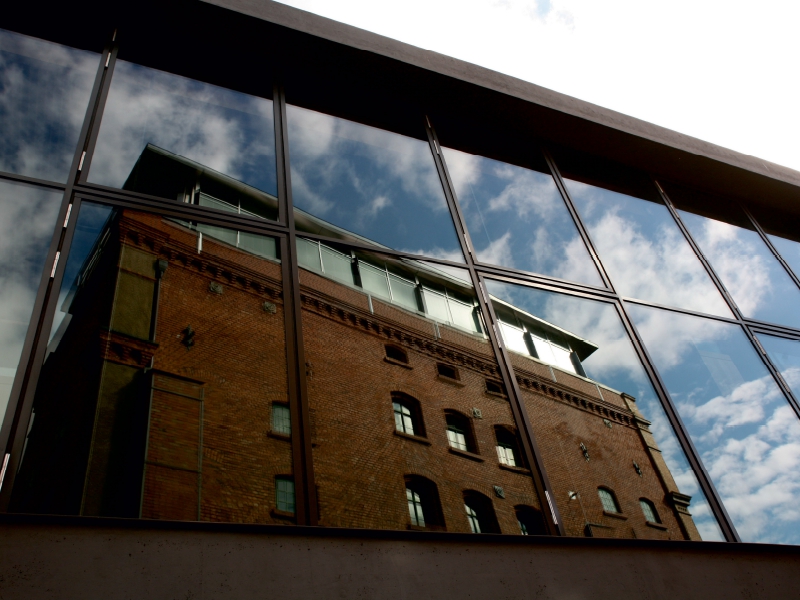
13 209 699 540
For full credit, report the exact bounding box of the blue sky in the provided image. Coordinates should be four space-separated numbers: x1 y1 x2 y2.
275 0 800 173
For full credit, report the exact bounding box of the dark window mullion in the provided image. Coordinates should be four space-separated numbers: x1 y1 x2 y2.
425 116 564 536
543 148 616 291
275 82 318 526
615 299 742 542
0 36 115 510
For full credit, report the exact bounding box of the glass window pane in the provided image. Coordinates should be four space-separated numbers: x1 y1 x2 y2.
422 288 450 323
11 203 292 524
388 274 419 312
287 104 463 261
359 261 390 300
563 177 732 318
448 298 477 333
320 245 355 285
88 60 278 220
628 304 800 544
0 29 99 182
0 180 62 425
297 238 322 273
442 146 602 286
486 279 725 541
300 253 544 532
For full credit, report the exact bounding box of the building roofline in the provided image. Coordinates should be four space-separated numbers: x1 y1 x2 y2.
201 0 800 193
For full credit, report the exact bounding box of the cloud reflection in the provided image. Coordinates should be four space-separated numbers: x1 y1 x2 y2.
679 210 800 329
88 60 278 196
0 29 98 182
443 147 602 286
288 105 462 258
566 179 732 317
0 181 62 422
629 304 800 544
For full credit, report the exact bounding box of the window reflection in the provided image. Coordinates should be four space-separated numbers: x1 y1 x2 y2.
0 28 98 182
441 147 602 286
287 104 463 261
0 180 62 427
628 305 800 544
485 280 724 540
11 202 292 524
88 60 278 220
563 177 731 317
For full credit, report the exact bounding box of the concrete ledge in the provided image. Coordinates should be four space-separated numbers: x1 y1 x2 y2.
1 514 799 599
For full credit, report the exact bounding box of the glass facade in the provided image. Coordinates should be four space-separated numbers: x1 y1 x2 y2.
1 24 800 549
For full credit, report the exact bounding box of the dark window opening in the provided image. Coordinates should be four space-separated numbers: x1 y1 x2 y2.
515 505 547 535
392 392 425 437
385 344 408 364
485 380 506 396
405 475 445 530
495 426 524 468
445 410 476 453
436 363 459 380
463 490 500 534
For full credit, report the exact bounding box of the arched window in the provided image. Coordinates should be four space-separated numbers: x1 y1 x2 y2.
639 498 661 523
463 490 500 534
385 344 408 364
495 426 523 467
392 392 424 437
598 487 621 513
515 505 547 535
405 475 445 529
445 410 476 453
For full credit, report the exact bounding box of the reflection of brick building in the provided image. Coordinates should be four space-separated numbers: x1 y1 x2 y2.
11 210 292 524
12 148 698 539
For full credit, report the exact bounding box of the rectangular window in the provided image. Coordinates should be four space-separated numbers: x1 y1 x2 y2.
272 404 291 436
276 477 296 514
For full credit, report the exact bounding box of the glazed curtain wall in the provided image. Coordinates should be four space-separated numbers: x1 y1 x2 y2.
1 25 800 546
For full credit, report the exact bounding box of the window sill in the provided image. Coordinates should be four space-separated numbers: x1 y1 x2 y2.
646 521 668 531
407 524 446 532
603 511 628 520
448 447 484 462
384 357 412 369
499 463 530 475
485 390 508 400
268 431 292 442
394 430 431 445
437 374 464 387
270 509 296 522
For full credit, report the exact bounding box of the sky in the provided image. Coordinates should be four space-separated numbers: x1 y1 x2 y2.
274 0 800 173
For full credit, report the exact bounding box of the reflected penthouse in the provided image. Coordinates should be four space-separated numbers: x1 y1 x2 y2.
1 1 800 597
